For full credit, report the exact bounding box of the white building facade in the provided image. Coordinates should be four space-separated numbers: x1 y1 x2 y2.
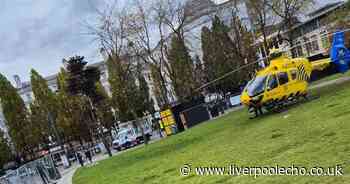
254 1 346 59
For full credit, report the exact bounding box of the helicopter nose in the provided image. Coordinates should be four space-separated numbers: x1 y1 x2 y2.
240 92 251 105
242 98 250 105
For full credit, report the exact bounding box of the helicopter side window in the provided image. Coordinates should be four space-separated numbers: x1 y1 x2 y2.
290 70 297 80
278 72 289 85
267 75 278 91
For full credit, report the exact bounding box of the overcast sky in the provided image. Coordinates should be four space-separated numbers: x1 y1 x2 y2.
0 0 339 84
0 0 106 84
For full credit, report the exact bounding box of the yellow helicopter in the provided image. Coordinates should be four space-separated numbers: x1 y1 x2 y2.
240 31 350 118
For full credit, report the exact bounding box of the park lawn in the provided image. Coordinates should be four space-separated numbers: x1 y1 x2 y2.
73 81 350 184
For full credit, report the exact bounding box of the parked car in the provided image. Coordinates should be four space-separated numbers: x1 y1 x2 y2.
94 144 102 153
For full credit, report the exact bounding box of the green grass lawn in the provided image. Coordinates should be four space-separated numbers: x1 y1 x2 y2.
73 81 350 184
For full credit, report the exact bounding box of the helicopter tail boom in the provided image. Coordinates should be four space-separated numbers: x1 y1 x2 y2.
330 31 350 73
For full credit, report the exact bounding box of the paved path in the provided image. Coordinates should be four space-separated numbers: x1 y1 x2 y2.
309 76 350 90
57 135 163 184
57 152 113 184
57 165 79 184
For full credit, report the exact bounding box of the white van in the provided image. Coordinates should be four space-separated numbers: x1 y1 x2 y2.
112 128 137 151
112 125 152 151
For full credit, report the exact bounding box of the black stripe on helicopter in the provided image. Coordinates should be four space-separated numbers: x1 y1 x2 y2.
297 65 309 81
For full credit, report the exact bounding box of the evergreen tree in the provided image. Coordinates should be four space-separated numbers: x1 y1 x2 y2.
107 55 135 122
201 15 257 94
193 55 205 88
0 129 11 170
134 64 155 116
28 103 49 149
202 16 237 94
230 14 258 83
56 68 90 143
30 69 57 114
130 66 155 145
59 63 87 144
0 73 29 156
30 69 58 147
201 26 215 84
94 82 115 136
65 56 113 156
167 35 197 102
149 63 169 110
107 56 154 144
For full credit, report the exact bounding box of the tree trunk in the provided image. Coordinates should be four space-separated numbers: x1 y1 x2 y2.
87 98 112 157
101 135 112 157
158 67 169 107
48 112 71 166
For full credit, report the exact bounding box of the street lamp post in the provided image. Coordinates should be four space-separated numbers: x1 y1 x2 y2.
48 112 70 167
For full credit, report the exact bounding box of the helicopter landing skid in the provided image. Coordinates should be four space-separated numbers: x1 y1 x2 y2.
248 94 320 118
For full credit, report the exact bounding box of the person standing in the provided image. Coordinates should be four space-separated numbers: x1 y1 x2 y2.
76 152 84 167
84 149 92 164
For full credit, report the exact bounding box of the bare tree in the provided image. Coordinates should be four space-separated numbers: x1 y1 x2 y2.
123 0 172 109
85 0 200 108
268 0 314 47
156 0 190 40
246 0 274 55
124 0 193 107
152 0 196 103
83 0 132 59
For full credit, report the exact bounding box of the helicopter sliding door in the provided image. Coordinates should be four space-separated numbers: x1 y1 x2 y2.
276 72 290 101
286 69 300 97
265 74 283 102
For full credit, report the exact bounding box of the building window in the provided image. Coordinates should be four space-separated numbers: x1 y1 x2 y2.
321 33 330 49
26 93 32 102
310 35 319 52
305 35 320 55
292 41 303 57
305 37 312 55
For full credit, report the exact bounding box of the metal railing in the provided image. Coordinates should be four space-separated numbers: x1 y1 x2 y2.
0 155 61 184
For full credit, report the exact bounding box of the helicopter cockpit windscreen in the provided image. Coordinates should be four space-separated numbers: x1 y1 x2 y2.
246 75 268 97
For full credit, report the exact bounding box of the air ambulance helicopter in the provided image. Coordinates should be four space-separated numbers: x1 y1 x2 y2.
240 31 350 118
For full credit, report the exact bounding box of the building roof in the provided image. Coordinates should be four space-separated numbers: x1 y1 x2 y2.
255 1 346 44
290 1 345 32
308 1 344 18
